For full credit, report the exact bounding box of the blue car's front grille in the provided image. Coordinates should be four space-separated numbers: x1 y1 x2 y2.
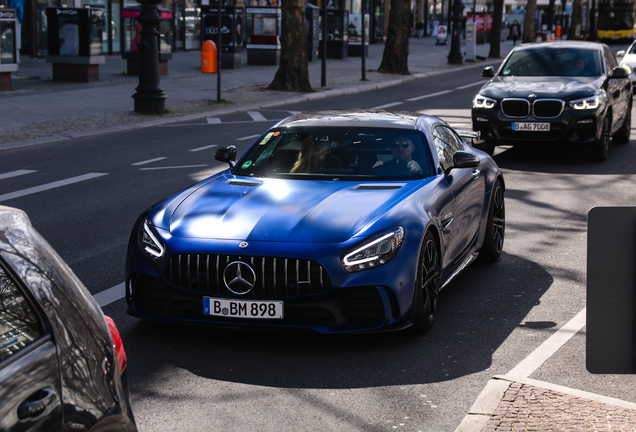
165 254 332 298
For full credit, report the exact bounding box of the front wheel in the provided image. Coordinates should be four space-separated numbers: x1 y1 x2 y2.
412 232 440 333
479 179 505 262
591 115 611 162
614 102 632 144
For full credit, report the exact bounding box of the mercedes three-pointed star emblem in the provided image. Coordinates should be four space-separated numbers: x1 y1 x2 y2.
223 261 257 295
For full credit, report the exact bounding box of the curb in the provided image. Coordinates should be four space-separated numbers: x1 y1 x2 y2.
455 375 636 432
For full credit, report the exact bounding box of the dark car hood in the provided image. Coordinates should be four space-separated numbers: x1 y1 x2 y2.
479 76 605 99
162 175 424 243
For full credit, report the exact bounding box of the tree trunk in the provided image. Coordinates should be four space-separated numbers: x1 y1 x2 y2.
568 0 583 40
523 0 537 43
267 0 312 92
378 0 410 74
488 0 504 58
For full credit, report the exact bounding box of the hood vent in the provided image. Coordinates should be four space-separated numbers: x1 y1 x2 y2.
226 179 261 187
353 184 404 190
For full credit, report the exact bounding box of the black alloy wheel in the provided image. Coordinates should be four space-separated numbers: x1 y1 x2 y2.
412 231 440 333
479 179 505 262
592 115 611 161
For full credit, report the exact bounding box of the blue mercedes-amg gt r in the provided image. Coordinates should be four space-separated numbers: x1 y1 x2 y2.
125 110 505 334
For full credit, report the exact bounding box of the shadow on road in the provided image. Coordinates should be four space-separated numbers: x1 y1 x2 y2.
115 251 553 393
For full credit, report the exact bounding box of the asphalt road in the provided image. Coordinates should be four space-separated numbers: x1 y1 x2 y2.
1 65 635 431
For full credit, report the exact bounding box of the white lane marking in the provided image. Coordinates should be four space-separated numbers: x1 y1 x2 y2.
406 90 453 102
237 134 261 141
248 111 268 122
94 283 125 308
139 165 209 171
0 173 108 203
189 144 218 152
455 81 487 90
372 102 404 109
131 157 167 166
505 308 587 380
288 111 303 115
0 170 38 180
207 117 222 124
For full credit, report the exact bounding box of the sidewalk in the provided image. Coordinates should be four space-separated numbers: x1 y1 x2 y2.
1 36 502 149
4 35 636 432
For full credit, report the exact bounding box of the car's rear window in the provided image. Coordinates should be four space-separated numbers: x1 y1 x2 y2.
500 47 602 77
232 127 436 180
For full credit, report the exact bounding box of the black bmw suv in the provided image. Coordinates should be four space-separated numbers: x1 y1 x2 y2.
471 41 632 161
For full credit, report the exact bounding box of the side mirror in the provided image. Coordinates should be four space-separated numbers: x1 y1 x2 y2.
610 66 630 79
445 151 480 174
481 66 495 78
214 145 237 168
617 50 626 57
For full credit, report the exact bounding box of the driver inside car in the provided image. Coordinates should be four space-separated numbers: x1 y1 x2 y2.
373 136 423 174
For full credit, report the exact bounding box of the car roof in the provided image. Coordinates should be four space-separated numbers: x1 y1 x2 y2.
511 41 606 52
273 110 440 130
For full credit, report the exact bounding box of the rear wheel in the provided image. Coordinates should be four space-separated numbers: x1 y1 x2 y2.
479 179 505 262
614 102 632 144
412 232 440 333
591 115 611 162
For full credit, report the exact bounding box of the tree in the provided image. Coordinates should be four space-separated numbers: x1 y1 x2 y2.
488 0 504 58
523 0 537 42
267 0 312 92
378 0 410 74
567 0 583 39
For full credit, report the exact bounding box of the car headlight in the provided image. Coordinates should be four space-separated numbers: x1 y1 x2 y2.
138 218 165 261
570 95 603 110
473 95 497 109
342 227 404 273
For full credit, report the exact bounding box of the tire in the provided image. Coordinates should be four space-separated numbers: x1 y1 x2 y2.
591 115 611 162
614 101 632 144
412 232 440 333
479 179 505 262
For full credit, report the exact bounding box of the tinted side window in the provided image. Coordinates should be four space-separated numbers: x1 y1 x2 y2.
604 46 617 70
433 126 463 172
0 264 42 362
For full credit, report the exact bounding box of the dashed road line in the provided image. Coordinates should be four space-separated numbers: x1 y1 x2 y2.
406 90 453 102
372 102 404 109
237 134 261 141
0 173 108 203
248 111 268 122
454 80 487 90
0 170 38 180
132 157 167 166
189 144 218 152
139 165 209 170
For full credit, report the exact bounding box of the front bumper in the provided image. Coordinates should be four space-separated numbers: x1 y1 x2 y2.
472 108 602 145
125 236 423 334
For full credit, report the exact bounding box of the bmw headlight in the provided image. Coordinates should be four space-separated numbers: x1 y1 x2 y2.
138 218 165 262
473 95 497 109
342 227 404 273
571 95 603 110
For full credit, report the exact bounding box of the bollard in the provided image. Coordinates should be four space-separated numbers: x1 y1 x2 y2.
201 40 217 74
555 25 562 39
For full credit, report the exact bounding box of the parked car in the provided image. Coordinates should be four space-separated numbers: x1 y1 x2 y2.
0 206 137 431
472 41 632 161
125 110 505 334
616 40 636 92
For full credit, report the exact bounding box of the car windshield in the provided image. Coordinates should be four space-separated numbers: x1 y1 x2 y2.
500 48 602 77
232 127 436 180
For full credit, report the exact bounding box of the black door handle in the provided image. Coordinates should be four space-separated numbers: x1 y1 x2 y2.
17 387 57 419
